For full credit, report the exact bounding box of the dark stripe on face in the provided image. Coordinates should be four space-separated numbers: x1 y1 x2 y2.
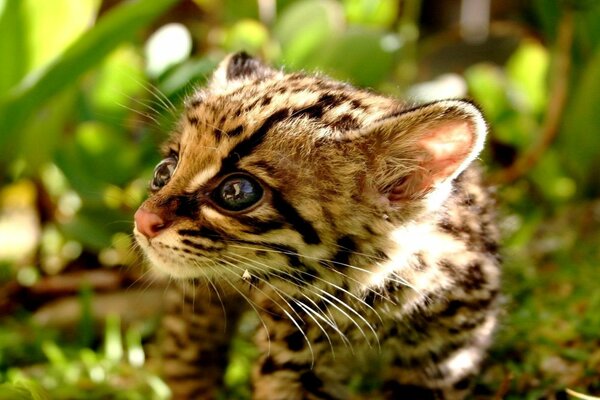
235 239 303 268
172 195 200 218
181 239 220 252
237 215 285 234
178 226 223 240
270 190 320 245
221 108 291 171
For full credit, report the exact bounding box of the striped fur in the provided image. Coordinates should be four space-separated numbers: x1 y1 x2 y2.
134 53 500 399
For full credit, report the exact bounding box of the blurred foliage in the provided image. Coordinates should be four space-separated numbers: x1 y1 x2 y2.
0 0 599 398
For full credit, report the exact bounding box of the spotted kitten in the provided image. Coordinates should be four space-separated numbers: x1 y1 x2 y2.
133 52 500 400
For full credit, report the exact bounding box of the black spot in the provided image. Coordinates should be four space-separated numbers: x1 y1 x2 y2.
226 124 244 137
364 224 376 235
440 299 465 318
382 382 440 400
462 195 475 207
299 371 323 393
270 190 321 245
188 98 202 108
331 114 360 130
284 330 305 351
187 115 199 126
350 99 362 109
484 238 499 254
364 291 377 308
384 277 403 295
237 216 285 234
261 96 272 106
438 260 457 275
260 356 276 374
414 252 427 270
317 93 339 108
462 261 486 290
331 235 356 269
296 103 324 120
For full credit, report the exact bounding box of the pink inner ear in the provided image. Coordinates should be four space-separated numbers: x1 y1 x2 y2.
417 121 475 186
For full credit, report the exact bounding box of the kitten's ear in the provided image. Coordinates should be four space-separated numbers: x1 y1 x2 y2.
367 100 487 202
211 52 274 87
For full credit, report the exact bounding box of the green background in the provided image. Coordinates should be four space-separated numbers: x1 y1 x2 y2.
0 0 599 398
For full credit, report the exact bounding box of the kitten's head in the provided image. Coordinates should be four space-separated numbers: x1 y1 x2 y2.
133 52 486 282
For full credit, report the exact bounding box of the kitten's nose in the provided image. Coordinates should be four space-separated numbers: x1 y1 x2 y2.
134 207 167 238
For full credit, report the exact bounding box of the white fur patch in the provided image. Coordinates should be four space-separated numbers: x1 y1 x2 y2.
186 166 219 192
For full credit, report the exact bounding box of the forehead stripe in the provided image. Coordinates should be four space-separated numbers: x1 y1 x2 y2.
221 108 291 172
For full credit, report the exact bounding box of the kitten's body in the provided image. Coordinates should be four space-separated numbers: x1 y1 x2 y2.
134 53 500 399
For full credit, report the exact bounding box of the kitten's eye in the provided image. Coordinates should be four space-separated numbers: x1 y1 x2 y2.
212 174 264 212
150 156 178 191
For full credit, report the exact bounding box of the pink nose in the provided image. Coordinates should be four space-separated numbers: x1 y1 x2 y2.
134 207 168 238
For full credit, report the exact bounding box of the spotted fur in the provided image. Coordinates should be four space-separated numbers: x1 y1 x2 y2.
134 52 501 399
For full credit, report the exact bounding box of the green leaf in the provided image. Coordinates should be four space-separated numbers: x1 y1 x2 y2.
0 381 50 400
0 0 178 166
22 0 100 73
224 19 270 53
89 45 145 123
465 63 509 121
506 40 549 115
158 57 217 98
305 28 397 87
17 88 78 172
274 0 345 68
343 0 399 28
0 0 28 94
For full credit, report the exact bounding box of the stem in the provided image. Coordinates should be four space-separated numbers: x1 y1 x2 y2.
490 9 574 184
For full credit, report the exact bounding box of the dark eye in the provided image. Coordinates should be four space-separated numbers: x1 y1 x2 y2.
150 156 177 191
212 174 264 212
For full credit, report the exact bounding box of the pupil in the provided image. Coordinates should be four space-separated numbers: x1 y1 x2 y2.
216 175 263 211
151 157 176 190
223 179 250 201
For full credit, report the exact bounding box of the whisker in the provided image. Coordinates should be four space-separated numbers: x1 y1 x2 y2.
219 256 315 366
207 260 273 357
224 254 344 356
227 242 398 309
226 253 356 349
